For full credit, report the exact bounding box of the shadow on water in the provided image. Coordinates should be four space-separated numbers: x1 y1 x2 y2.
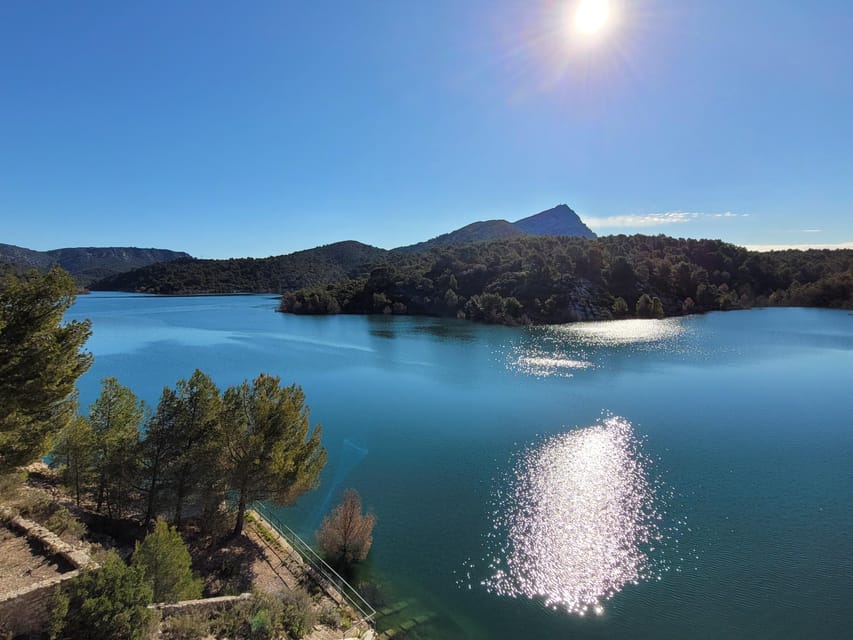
366 315 480 342
410 323 477 341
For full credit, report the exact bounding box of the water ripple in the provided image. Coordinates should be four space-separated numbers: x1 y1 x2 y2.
483 416 670 616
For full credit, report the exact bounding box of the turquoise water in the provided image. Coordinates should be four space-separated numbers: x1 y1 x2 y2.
67 294 853 639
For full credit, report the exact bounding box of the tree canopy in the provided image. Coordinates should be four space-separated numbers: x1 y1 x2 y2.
50 370 327 538
221 373 327 536
131 518 202 603
0 267 92 471
90 241 387 294
50 551 154 640
279 235 853 325
89 377 145 518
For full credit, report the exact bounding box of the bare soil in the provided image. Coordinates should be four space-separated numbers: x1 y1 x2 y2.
0 526 73 596
2 468 370 638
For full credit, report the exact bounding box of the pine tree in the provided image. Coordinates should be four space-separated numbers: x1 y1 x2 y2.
89 378 144 517
0 267 92 471
139 387 180 525
169 370 222 527
52 413 96 507
220 373 326 536
131 518 202 603
50 552 153 640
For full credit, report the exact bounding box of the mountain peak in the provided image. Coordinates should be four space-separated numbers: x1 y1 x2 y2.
513 204 596 239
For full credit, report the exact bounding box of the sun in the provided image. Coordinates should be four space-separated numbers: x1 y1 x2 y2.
573 0 611 35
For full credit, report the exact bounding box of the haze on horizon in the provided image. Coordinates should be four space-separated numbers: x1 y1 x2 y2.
1 0 851 259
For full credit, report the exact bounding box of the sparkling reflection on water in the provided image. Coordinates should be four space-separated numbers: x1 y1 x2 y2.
555 318 687 346
508 318 690 377
484 416 664 616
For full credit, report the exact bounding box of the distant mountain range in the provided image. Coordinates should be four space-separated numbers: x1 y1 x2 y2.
4 203 850 321
0 244 191 287
17 203 593 294
3 204 596 293
394 204 595 253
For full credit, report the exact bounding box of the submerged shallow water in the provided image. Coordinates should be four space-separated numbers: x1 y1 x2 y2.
67 294 853 639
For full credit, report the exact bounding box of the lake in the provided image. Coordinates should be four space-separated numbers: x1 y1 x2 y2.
67 293 853 639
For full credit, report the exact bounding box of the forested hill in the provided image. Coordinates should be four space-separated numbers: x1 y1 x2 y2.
90 240 389 294
280 235 853 325
88 203 598 294
0 244 190 287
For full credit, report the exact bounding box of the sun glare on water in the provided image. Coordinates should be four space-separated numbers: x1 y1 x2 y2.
573 0 612 35
483 416 673 616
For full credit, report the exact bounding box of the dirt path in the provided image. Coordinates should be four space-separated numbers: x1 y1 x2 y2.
244 512 373 639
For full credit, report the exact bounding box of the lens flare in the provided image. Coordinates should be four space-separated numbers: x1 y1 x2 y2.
484 416 666 615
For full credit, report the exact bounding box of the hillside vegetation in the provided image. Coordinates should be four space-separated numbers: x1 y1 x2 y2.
280 235 853 325
88 204 596 294
91 241 389 294
0 244 190 287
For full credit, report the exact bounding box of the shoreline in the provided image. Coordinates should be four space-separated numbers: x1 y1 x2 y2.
247 507 376 639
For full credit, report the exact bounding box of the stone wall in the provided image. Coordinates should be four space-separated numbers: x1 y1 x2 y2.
151 592 253 619
0 571 79 638
0 511 95 638
3 511 96 570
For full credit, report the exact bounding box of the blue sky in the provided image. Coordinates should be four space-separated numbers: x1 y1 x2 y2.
1 0 851 258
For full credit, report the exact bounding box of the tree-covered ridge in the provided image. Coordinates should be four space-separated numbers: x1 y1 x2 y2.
0 244 191 287
279 235 853 325
87 204 599 294
91 240 389 294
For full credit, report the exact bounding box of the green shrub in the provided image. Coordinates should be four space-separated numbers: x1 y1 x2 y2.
317 603 342 627
50 551 155 640
0 471 25 502
250 609 274 639
132 519 203 603
280 588 317 639
162 612 211 640
14 490 52 520
44 506 86 541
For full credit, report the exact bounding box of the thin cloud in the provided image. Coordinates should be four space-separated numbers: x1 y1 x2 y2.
585 211 748 229
745 242 853 252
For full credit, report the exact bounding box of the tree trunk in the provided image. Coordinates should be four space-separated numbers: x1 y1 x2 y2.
232 490 247 537
174 475 187 529
144 471 159 526
95 479 104 512
73 465 81 508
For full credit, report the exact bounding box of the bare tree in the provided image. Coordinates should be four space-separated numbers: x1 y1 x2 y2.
316 489 376 566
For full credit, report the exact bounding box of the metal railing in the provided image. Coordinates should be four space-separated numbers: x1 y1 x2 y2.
252 501 377 625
